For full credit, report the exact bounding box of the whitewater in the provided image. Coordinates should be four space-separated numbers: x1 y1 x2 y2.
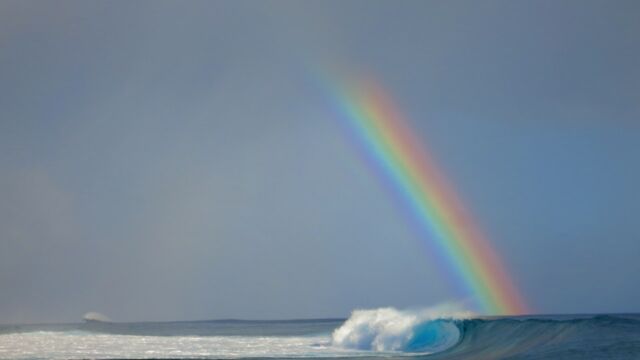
1 307 640 359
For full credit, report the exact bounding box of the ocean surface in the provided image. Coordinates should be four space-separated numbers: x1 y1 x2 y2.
1 309 639 359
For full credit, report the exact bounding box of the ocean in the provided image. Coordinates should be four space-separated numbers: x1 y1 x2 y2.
1 310 639 359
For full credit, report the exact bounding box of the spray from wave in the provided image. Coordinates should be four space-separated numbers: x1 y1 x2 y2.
332 305 474 353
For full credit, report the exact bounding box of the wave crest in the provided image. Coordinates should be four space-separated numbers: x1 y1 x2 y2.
332 306 472 353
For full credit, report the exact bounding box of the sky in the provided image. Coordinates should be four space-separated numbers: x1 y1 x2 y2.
1 0 639 324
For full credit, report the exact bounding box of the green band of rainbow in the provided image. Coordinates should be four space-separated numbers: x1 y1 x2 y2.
333 77 528 315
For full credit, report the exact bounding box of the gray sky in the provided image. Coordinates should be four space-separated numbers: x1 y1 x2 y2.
1 0 639 323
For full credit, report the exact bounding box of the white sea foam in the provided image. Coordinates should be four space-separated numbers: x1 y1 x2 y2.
332 305 473 353
0 331 348 359
1 328 415 360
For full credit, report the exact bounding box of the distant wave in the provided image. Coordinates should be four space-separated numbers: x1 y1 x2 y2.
333 307 640 358
82 312 110 322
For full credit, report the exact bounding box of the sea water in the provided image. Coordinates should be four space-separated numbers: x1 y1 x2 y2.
1 308 639 359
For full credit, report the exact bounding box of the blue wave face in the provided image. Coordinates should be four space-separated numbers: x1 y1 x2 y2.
431 315 640 359
405 320 460 353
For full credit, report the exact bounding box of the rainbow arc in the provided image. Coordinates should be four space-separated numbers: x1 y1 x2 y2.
333 76 528 315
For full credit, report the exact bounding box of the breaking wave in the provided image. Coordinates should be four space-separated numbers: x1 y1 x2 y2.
333 307 640 358
332 306 471 353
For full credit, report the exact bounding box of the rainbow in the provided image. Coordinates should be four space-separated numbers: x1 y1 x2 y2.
332 76 528 315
